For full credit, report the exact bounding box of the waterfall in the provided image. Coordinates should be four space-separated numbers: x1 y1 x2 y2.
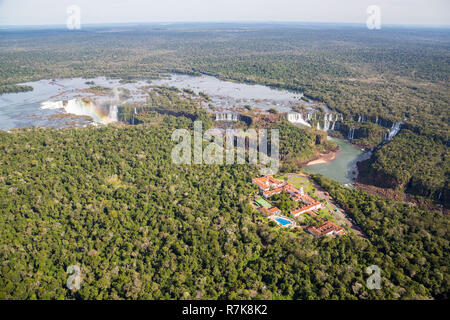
348 127 355 140
385 122 402 141
288 112 343 132
323 119 330 131
109 105 118 122
287 113 311 127
295 112 344 132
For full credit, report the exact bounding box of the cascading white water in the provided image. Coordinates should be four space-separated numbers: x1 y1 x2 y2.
385 122 402 141
109 105 118 122
41 99 120 125
288 112 343 132
348 127 355 140
298 112 342 132
323 119 330 131
326 113 339 132
287 113 311 127
40 101 65 109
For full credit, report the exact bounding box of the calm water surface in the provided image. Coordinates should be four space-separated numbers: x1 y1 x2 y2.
305 137 371 185
0 74 306 130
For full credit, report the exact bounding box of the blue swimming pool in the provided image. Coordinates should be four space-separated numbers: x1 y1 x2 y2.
275 218 291 226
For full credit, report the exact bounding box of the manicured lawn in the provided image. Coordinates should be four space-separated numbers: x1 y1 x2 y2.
255 197 272 209
287 178 315 195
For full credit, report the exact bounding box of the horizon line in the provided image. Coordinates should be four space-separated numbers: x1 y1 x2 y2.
1 20 450 29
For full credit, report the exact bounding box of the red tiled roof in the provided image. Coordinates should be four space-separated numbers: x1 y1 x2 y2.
263 187 284 197
281 184 321 205
253 175 284 191
290 203 322 215
298 194 318 205
307 220 344 237
253 179 270 190
284 184 300 194
266 175 283 185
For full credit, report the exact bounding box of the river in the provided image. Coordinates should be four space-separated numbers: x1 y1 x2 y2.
1 74 368 184
305 137 371 185
0 74 306 130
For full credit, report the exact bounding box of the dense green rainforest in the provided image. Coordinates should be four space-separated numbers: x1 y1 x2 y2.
0 111 448 299
359 130 449 202
0 24 448 299
0 24 448 204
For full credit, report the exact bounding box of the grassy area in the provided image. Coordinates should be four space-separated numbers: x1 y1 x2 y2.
287 176 316 195
255 197 272 209
316 209 336 223
257 174 347 233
